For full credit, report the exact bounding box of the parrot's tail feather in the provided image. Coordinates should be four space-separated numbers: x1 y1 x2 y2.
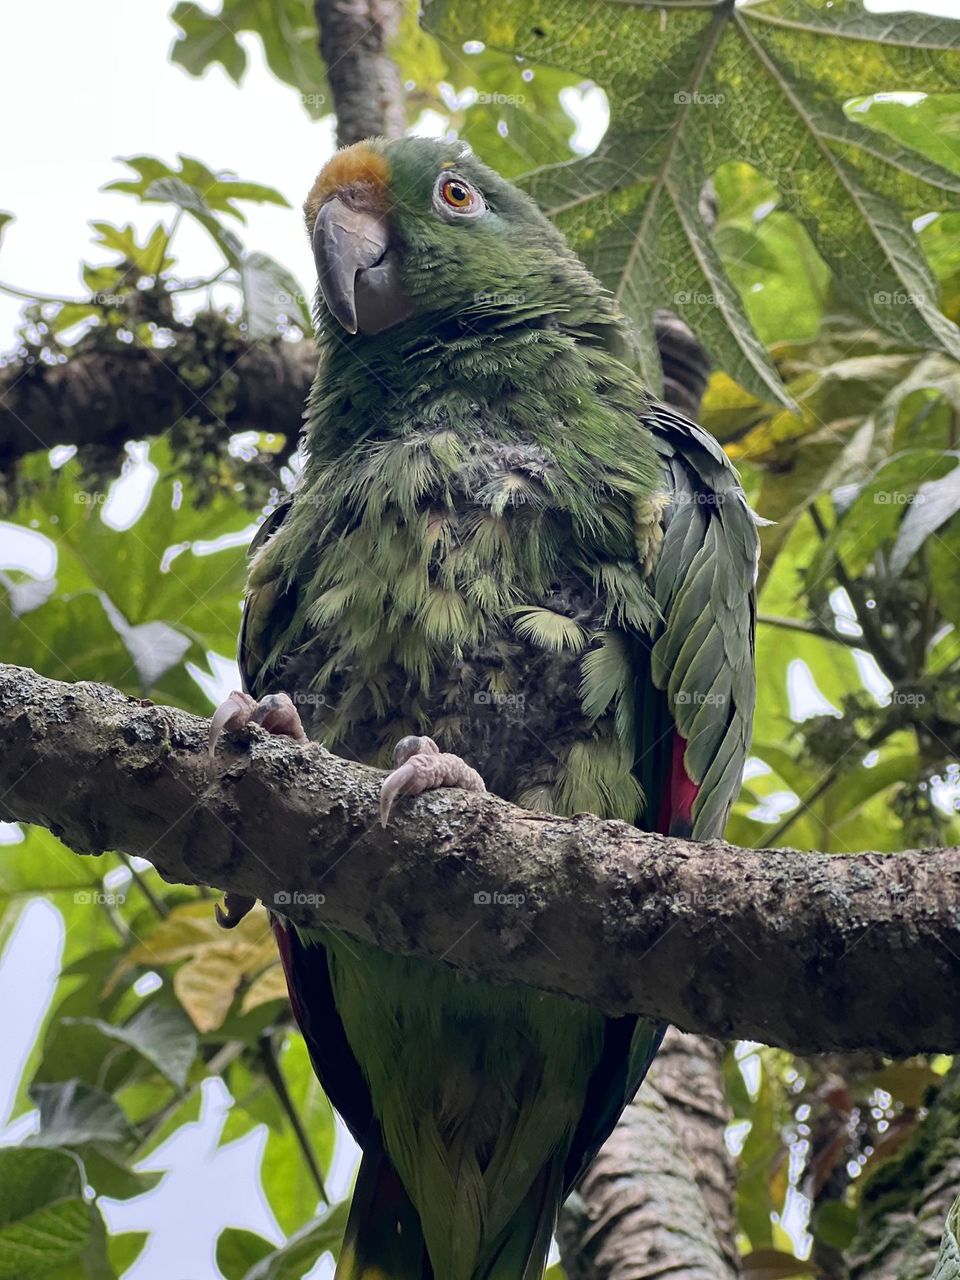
477 1152 565 1280
335 1129 431 1280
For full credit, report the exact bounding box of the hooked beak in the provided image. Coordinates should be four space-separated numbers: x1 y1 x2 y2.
312 196 413 335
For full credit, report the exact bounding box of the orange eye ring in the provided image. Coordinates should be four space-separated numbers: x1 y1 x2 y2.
440 176 478 211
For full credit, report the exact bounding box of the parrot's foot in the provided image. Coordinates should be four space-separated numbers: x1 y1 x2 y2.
207 690 307 757
379 735 486 827
208 690 307 931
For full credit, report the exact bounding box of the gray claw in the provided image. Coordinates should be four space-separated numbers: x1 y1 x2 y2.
215 892 257 929
208 691 257 757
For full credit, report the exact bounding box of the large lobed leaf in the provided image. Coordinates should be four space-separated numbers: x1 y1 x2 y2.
170 0 330 119
424 0 960 401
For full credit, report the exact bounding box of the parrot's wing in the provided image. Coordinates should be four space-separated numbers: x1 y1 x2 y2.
563 406 757 1193
562 1014 665 1194
272 920 375 1144
238 499 297 699
643 405 759 841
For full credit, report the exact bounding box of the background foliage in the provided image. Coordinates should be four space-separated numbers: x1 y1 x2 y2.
1 1 959 1277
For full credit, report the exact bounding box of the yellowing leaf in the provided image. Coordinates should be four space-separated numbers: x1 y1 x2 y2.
175 950 246 1034
107 900 277 1032
241 963 289 1015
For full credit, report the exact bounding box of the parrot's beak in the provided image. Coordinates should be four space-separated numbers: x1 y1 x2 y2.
312 196 413 335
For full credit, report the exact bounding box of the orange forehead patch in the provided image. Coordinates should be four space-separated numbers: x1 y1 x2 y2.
303 143 390 229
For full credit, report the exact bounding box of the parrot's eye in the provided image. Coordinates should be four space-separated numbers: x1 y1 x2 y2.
433 174 485 221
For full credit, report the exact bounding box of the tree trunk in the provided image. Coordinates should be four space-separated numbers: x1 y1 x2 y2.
314 0 406 147
849 1063 960 1280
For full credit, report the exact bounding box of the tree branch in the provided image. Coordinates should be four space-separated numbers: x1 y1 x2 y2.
314 0 405 148
0 662 957 1056
0 325 316 466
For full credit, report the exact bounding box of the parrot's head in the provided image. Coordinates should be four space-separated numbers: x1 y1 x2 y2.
304 135 618 339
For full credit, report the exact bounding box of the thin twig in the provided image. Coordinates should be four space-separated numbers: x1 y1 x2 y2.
258 1031 329 1203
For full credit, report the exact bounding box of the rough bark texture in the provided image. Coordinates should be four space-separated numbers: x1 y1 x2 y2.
314 0 405 147
1 662 958 1056
0 329 316 466
850 1063 960 1280
559 1031 737 1280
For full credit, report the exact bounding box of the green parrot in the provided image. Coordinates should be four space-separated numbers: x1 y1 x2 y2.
210 135 758 1280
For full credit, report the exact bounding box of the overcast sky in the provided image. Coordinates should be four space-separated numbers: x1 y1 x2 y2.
0 0 333 351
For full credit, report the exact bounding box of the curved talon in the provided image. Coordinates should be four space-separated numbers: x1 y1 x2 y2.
215 891 257 929
208 691 257 756
208 690 308 756
379 758 422 827
379 736 486 827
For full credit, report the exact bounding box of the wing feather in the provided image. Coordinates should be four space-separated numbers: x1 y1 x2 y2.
646 407 758 840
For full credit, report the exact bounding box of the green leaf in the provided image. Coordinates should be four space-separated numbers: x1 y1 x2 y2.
736 1055 780 1246
105 155 287 272
0 1148 92 1279
105 1231 148 1278
890 461 960 574
454 53 584 180
0 212 13 253
742 1248 815 1280
216 1227 275 1280
811 449 956 581
845 93 960 179
0 445 251 703
23 1083 159 1202
89 222 173 278
260 1036 336 1235
245 1200 350 1280
0 828 102 898
929 511 960 629
170 2 330 119
811 1201 859 1250
36 1004 198 1092
424 0 960 398
41 1206 118 1280
106 154 288 219
240 251 312 337
509 606 587 652
26 1081 135 1149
